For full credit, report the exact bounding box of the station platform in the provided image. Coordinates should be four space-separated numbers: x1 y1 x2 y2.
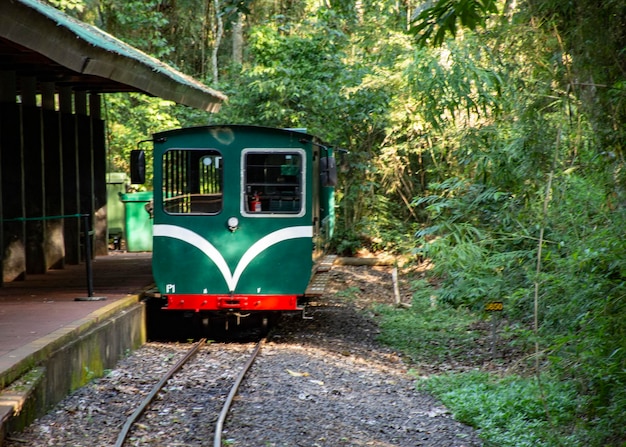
0 252 154 442
0 252 153 359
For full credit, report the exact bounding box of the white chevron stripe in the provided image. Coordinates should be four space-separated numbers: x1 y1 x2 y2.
153 225 233 289
153 224 312 292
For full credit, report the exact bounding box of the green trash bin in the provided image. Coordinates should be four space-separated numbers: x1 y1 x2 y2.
107 173 128 249
120 191 154 252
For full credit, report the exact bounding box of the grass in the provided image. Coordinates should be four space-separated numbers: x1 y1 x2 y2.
375 293 481 365
374 292 616 447
417 372 581 447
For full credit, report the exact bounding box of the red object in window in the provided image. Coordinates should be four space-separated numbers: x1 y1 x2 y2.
251 193 262 212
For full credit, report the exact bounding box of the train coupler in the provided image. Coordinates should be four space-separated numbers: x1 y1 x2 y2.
301 306 314 320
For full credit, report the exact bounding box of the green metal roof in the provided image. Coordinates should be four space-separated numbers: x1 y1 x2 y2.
0 0 227 112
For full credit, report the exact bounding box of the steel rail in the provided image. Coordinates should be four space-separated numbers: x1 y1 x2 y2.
114 338 207 447
214 337 265 447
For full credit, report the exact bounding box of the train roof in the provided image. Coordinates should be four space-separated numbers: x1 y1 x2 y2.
152 125 328 146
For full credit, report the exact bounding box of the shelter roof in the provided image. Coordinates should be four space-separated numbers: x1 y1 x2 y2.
0 0 226 112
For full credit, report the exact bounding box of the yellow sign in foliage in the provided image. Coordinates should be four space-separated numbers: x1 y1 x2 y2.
485 301 504 312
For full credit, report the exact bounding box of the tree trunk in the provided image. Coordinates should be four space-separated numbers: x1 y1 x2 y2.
212 0 223 84
232 12 244 67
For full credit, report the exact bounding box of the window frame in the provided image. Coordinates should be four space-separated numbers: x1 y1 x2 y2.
240 148 306 218
161 147 223 216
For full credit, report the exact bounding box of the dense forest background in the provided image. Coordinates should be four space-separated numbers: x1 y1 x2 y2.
51 0 624 445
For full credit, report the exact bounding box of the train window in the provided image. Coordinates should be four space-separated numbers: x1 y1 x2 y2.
162 149 223 214
242 149 305 215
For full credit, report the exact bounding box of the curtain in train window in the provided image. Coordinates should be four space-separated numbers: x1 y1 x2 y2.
243 150 303 214
162 149 223 214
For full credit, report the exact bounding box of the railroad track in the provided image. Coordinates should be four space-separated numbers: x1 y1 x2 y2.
114 337 265 447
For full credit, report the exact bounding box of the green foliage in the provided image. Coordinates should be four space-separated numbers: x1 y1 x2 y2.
218 18 392 145
414 170 626 444
411 0 499 46
418 372 583 447
402 10 626 445
46 0 85 13
376 289 481 364
414 177 534 311
328 227 363 257
218 21 353 134
104 93 183 186
100 1 173 58
334 286 360 301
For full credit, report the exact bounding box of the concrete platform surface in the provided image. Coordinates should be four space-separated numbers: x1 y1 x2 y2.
0 252 153 385
0 252 153 360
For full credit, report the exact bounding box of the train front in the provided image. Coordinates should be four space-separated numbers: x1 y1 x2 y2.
148 125 323 327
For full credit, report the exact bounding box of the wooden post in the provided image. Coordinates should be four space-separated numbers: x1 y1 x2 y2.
42 81 65 269
392 266 411 309
21 76 47 274
60 86 81 264
91 93 108 256
0 70 26 282
75 90 93 262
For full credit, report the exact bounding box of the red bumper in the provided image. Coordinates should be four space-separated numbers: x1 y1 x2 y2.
163 294 301 312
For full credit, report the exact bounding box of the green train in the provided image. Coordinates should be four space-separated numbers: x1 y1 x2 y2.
132 125 336 330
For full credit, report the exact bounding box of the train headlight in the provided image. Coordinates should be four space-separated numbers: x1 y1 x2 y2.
227 216 239 232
